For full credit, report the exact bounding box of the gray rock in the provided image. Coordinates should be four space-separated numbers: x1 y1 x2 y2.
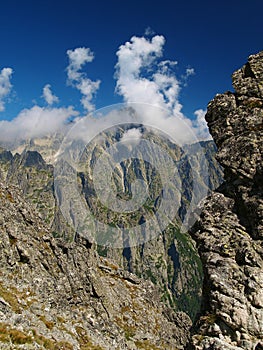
189 51 263 350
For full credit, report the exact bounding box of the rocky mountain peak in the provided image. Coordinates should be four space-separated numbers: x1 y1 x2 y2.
0 147 13 162
19 150 47 169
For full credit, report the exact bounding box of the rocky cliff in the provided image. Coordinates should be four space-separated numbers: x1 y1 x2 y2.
189 51 263 349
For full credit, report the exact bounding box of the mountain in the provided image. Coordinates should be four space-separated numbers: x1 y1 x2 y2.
189 51 263 349
6 131 66 165
0 127 223 322
0 135 223 350
76 127 223 320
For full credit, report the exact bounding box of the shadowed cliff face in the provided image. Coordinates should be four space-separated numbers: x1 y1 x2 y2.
189 51 263 349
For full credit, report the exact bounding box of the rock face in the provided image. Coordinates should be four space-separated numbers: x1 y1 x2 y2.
189 51 263 349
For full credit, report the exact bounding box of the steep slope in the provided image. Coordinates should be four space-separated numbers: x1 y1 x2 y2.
0 148 74 242
189 51 263 349
0 181 191 349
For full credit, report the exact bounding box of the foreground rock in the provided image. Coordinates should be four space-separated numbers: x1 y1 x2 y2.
189 51 263 349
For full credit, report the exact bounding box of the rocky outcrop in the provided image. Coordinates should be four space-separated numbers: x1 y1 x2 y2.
0 181 191 349
0 147 13 181
189 51 263 349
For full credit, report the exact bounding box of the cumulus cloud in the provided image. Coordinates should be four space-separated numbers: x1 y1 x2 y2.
75 77 100 113
0 67 13 112
67 47 94 81
66 47 100 112
114 35 211 143
0 105 78 144
115 35 184 116
42 84 59 105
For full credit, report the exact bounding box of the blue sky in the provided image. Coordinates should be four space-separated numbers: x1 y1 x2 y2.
0 0 262 129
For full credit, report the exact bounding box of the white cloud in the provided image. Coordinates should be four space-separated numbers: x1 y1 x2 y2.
115 35 183 115
115 35 164 82
67 47 94 81
114 34 211 143
120 128 142 147
144 27 155 36
76 78 100 112
0 67 13 112
66 47 100 112
181 67 195 87
0 105 78 144
193 109 212 140
186 67 195 77
42 84 59 105
158 60 178 73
